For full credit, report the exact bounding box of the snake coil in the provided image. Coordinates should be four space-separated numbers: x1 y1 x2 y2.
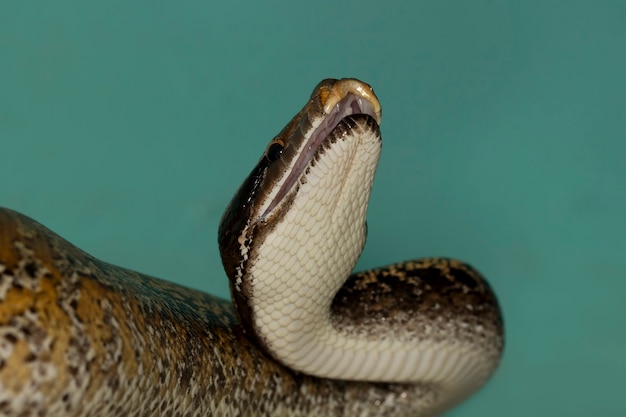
0 78 503 417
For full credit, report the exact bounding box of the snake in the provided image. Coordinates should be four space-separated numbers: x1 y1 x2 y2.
0 78 503 416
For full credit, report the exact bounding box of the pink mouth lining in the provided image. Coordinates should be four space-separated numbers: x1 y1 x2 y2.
259 94 378 220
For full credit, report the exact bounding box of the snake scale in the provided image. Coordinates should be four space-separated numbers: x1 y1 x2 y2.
0 79 503 416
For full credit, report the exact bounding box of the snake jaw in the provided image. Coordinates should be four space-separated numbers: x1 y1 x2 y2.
257 80 382 222
319 79 382 124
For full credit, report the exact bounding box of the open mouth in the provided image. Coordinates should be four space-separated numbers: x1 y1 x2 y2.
259 93 381 220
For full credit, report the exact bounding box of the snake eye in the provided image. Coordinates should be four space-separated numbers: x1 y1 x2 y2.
266 141 284 162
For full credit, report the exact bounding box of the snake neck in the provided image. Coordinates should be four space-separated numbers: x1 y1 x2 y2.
246 117 378 380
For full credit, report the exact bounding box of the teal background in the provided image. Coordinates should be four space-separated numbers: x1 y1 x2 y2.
1 1 625 416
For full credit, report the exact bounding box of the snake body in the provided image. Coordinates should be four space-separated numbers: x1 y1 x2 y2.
0 79 503 416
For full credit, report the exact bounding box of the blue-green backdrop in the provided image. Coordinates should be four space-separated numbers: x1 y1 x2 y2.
1 1 625 416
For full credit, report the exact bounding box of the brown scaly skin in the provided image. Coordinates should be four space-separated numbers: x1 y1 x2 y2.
0 79 503 416
0 208 450 417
